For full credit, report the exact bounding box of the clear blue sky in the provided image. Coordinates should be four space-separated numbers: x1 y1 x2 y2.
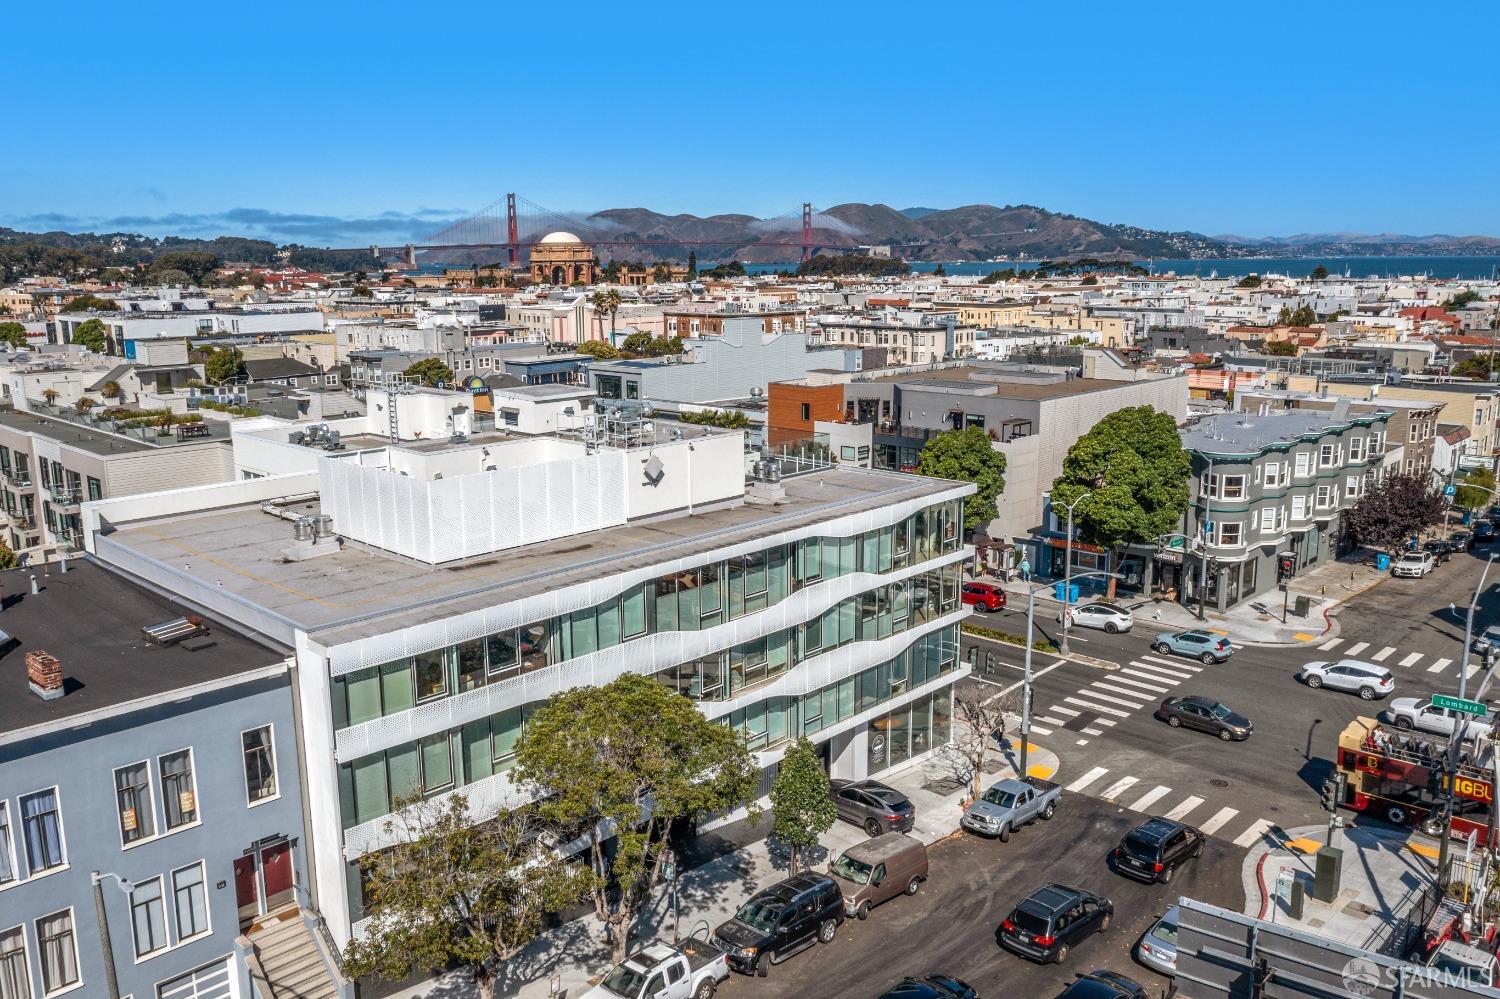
5 1 1498 247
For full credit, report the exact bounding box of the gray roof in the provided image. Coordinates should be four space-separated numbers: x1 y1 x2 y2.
1181 409 1386 456
86 363 135 393
244 357 320 380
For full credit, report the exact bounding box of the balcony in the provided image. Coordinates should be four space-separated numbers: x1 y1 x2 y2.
54 529 83 552
5 471 33 490
49 486 81 507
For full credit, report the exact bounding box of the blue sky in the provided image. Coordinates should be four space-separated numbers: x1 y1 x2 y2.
4 1 1498 247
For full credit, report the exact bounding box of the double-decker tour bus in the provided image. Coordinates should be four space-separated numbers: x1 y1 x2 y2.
1335 716 1496 845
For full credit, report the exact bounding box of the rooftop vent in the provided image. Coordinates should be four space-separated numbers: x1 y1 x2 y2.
142 616 207 646
26 650 63 700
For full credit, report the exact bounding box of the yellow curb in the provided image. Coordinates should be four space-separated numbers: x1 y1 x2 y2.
1294 633 1316 642
1027 764 1056 779
1285 837 1323 854
1407 842 1440 860
1208 628 1230 636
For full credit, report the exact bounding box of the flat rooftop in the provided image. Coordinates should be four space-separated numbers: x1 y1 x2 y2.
0 408 154 455
1181 409 1384 455
0 562 284 736
864 368 1130 400
100 465 963 648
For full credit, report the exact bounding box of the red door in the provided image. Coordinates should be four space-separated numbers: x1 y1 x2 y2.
261 842 294 911
234 856 259 927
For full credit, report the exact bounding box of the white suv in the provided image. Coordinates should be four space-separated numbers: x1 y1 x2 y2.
1390 551 1435 578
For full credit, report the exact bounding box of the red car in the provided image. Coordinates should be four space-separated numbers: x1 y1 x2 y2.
961 582 1006 612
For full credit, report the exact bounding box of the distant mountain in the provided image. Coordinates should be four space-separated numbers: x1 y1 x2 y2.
899 207 941 220
1212 231 1500 254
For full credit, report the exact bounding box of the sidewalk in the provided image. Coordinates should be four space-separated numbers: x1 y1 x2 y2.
383 734 1063 999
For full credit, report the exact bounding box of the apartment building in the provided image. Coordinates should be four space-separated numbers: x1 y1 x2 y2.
0 562 316 999
1178 406 1392 610
1319 378 1498 469
809 312 977 365
55 306 323 357
82 392 975 947
1235 389 1440 477
663 307 806 338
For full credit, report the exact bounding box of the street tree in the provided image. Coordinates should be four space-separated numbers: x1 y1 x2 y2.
1346 472 1446 550
592 288 623 339
952 686 1020 800
0 322 26 348
1264 339 1297 356
0 543 17 570
575 339 620 360
72 318 108 353
342 795 593 999
621 331 654 355
916 426 1007 533
513 673 761 963
768 737 837 874
1454 468 1497 511
205 346 246 384
403 357 454 387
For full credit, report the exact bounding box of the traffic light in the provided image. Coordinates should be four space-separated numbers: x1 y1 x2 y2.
1320 774 1344 812
1277 553 1298 584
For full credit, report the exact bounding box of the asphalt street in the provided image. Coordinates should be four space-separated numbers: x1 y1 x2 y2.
716 795 1245 998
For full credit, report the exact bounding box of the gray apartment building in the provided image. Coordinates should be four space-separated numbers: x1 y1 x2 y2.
0 562 322 999
1234 389 1440 480
1176 405 1392 611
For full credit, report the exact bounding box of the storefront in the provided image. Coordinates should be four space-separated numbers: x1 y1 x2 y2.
866 688 952 777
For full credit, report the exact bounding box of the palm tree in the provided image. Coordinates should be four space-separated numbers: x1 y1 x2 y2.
100 380 121 401
74 397 95 415
41 388 59 407
592 289 623 341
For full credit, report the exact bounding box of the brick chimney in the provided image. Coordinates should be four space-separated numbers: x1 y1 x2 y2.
26 650 63 701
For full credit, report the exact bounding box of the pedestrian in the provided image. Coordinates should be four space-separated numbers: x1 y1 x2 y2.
1019 555 1031 583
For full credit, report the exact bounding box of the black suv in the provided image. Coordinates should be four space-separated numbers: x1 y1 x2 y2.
998 883 1113 964
1475 521 1496 544
878 976 978 999
714 872 844 977
1113 816 1204 884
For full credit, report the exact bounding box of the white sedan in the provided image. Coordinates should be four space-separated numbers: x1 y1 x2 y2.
1299 659 1394 700
1057 601 1134 634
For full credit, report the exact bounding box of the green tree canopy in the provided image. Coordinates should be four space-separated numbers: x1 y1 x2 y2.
513 673 760 963
797 254 909 278
647 335 684 356
769 738 838 874
1050 406 1191 549
592 289 623 337
1443 290 1482 312
1277 304 1317 326
1454 468 1497 511
1310 265 1329 280
59 293 116 313
1347 472 1445 550
351 284 372 297
151 268 191 287
1264 339 1297 356
620 331 654 354
149 250 218 285
677 408 751 429
575 339 619 360
342 796 592 999
72 318 108 353
1236 274 1262 289
0 322 27 348
1454 355 1497 380
916 426 1006 533
403 357 454 387
205 346 246 384
0 543 16 570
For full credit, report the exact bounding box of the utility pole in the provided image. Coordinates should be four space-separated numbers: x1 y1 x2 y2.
1059 491 1092 655
91 872 124 999
1438 553 1496 876
1019 587 1036 777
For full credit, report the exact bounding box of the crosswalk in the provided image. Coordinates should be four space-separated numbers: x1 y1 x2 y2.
1063 764 1281 848
1315 637 1471 679
1028 653 1203 745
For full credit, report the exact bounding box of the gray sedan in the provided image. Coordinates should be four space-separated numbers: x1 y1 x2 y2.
1135 905 1179 975
1155 695 1252 741
829 779 916 837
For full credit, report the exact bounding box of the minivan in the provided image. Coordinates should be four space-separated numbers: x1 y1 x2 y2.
1112 817 1204 884
714 872 844 977
998 883 1113 964
829 832 928 920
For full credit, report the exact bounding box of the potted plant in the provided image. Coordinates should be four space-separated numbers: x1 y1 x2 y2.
41 388 60 408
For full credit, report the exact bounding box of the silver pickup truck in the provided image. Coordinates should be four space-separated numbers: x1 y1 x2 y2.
583 938 729 999
960 775 1060 841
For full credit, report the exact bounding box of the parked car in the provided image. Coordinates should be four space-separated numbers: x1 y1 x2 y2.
713 873 844 977
1156 695 1253 740
584 939 729 999
829 779 916 837
962 582 1007 612
1390 551 1436 578
1059 602 1134 634
961 776 1061 841
828 833 928 920
1152 630 1234 664
998 884 1113 964
1112 816 1204 884
1056 972 1148 999
1135 905 1180 975
1475 520 1496 544
1385 697 1493 741
1299 659 1394 700
877 977 978 999
1450 530 1475 553
1423 540 1453 564
1472 624 1500 657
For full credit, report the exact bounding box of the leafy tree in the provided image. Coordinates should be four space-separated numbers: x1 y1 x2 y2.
74 397 95 415
403 358 454 387
1346 472 1445 550
797 254 909 278
205 346 246 384
650 263 672 283
513 673 760 964
687 250 697 276
620 331 654 355
575 339 619 360
1236 274 1262 289
1310 265 1329 280
1264 339 1297 356
150 251 218 284
41 388 60 406
352 284 372 297
647 335 684 357
701 261 746 280
1453 356 1496 379
768 738 837 875
678 409 751 429
342 795 592 999
0 322 27 348
592 288 623 338
1454 468 1497 511
1080 275 1098 286
1443 290 1482 312
933 264 946 277
100 380 122 400
72 318 108 353
59 293 117 313
152 268 191 287
916 426 1006 533
0 543 16 570
1050 406 1191 552
1277 305 1317 327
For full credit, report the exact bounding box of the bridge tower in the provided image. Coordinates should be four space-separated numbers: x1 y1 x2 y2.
506 193 520 266
404 244 416 269
801 202 813 262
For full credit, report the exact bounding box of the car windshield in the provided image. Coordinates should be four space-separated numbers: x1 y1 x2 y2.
600 962 650 998
1152 915 1179 945
1210 703 1234 720
982 787 1016 808
831 854 873 885
733 898 782 933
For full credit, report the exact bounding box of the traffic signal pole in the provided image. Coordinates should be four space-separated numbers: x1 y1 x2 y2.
1438 554 1496 877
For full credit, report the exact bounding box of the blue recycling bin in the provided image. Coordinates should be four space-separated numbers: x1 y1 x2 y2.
1053 582 1080 604
1375 553 1391 572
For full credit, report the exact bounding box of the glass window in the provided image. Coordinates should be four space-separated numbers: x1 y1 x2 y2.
0 926 28 999
0 804 13 887
492 707 523 768
456 640 486 692
622 585 647 638
803 692 824 734
567 609 598 657
414 651 448 702
114 761 155 844
596 601 622 650
243 726 277 804
344 667 382 726
172 864 209 940
20 789 65 874
887 708 911 768
798 538 822 583
462 720 493 783
521 622 554 672
698 564 722 622
932 687 952 746
676 570 700 623
380 660 415 714
420 734 454 793
910 694 933 757
654 577 678 631
350 756 388 826
36 911 77 994
486 630 520 678
130 876 168 957
386 743 420 802
86 476 102 501
159 750 198 829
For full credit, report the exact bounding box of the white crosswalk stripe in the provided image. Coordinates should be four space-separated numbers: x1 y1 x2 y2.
1466 663 1482 680
1081 686 1153 709
1141 654 1202 672
1233 818 1277 848
1371 646 1396 662
1345 641 1370 656
1064 696 1131 718
1133 660 1197 679
1035 715 1067 727
1199 806 1240 835
1398 652 1423 667
1029 725 1053 736
1121 667 1181 686
1109 675 1171 694
1319 638 1343 651
1090 717 1117 727
1129 786 1172 812
1164 796 1204 821
1427 658 1453 674
1082 728 1105 736
1100 776 1139 800
1067 766 1110 792
1051 705 1080 717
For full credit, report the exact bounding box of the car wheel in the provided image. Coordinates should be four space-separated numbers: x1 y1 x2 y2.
1422 817 1445 837
1154 642 1171 655
694 981 717 999
856 901 870 921
1099 912 1112 931
1306 674 1323 689
1105 622 1119 634
1360 687 1377 700
998 822 1011 843
1386 805 1408 826
817 918 837 944
755 953 769 978
1054 944 1069 964
1167 715 1182 728
905 876 921 896
1394 717 1413 730
1194 840 1205 859
1218 727 1234 741
1201 652 1216 665
863 818 882 838
1041 800 1056 820
1160 864 1174 885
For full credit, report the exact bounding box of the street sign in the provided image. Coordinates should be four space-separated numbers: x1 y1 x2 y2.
1445 484 1457 497
1433 693 1488 716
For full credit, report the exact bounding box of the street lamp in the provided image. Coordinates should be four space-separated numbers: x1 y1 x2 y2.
1058 492 1092 656
91 870 133 999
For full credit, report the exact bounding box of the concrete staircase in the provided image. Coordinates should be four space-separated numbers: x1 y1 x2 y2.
246 911 342 999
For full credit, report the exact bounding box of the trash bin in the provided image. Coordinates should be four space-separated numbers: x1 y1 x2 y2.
1053 581 1067 602
1293 595 1311 617
1053 582 1080 604
1375 553 1391 572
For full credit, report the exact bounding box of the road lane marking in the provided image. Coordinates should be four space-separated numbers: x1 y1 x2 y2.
1399 653 1423 667
1319 638 1343 651
1345 641 1370 656
1141 654 1202 671
1200 807 1240 835
1028 725 1053 736
1109 675 1171 693
1371 646 1396 662
1091 682 1158 703
1426 658 1453 674
1090 717 1117 727
1080 687 1152 708
1131 661 1196 680
1067 767 1109 792
1233 818 1277 848
1076 738 1090 746
1064 696 1131 718
1035 715 1066 726
993 658 1070 698
1122 668 1181 686
1164 796 1204 821
1082 727 1105 736
1050 705 1080 717
1466 663 1482 680
1100 776 1139 800
1129 786 1172 812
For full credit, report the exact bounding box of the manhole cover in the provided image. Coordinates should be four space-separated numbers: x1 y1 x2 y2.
1210 778 1230 788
